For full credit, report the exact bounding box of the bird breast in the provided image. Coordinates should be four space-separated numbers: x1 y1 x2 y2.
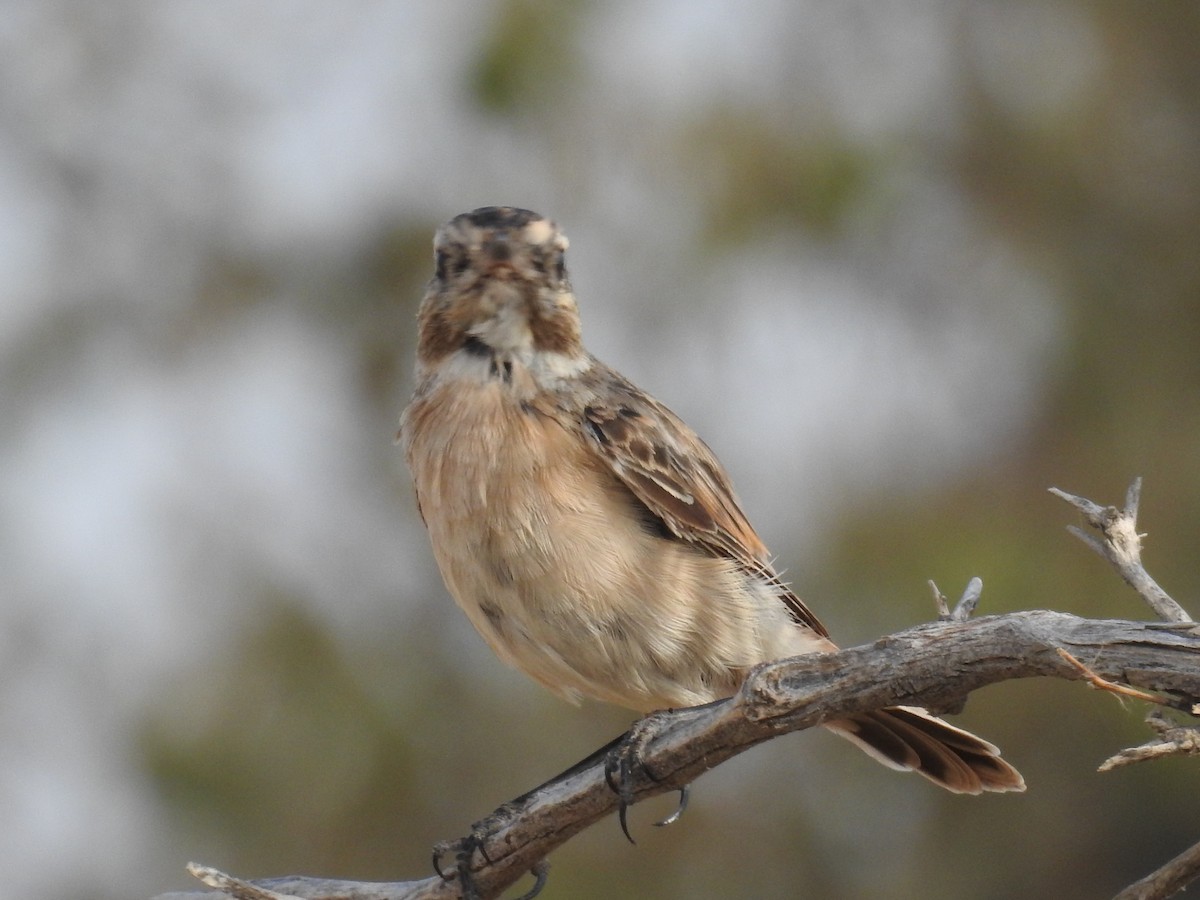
402 367 813 711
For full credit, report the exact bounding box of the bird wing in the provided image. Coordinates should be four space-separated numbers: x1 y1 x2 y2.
572 365 829 638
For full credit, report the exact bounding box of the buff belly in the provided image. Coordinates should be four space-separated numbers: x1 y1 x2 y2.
404 378 816 712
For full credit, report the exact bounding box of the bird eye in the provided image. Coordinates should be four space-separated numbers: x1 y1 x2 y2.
435 249 470 281
554 253 567 282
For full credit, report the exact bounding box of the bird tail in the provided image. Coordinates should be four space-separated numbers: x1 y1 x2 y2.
824 706 1025 794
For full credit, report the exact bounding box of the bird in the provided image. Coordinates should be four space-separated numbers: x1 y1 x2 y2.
400 205 1024 797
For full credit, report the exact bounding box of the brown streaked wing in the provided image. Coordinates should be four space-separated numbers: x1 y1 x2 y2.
574 369 829 638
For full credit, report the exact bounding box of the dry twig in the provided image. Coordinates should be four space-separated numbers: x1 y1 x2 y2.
1100 712 1200 772
1113 841 1200 900
1051 479 1200 900
930 577 983 623
1049 478 1191 624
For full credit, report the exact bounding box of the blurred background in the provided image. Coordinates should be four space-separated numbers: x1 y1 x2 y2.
1 2 1198 898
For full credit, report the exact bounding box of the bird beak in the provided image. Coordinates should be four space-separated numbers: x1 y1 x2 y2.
481 236 514 275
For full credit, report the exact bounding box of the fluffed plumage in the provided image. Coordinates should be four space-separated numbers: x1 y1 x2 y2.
401 206 1024 795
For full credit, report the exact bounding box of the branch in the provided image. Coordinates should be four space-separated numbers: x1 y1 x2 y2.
1100 711 1200 771
1050 479 1200 900
1050 478 1192 624
157 611 1200 900
1094 707 1200 900
157 479 1200 900
1113 840 1200 900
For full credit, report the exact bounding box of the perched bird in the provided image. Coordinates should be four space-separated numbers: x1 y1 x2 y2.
400 206 1024 795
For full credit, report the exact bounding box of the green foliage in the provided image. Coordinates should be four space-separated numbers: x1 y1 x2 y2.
469 0 584 114
140 598 429 875
686 109 876 244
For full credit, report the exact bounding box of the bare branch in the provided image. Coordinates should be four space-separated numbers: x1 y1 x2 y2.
1047 479 1200 900
1112 839 1200 900
929 579 950 619
1106 709 1200 898
186 865 302 900
955 577 984 621
1050 478 1192 623
153 480 1200 900
1100 712 1200 772
929 577 982 622
158 612 1200 900
155 870 442 900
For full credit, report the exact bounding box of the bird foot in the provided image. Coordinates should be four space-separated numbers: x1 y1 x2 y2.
432 802 548 900
604 710 690 843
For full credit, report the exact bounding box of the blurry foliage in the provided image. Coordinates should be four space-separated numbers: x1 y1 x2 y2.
129 3 1200 898
140 597 433 876
192 220 435 433
469 0 586 114
356 222 442 406
685 109 876 245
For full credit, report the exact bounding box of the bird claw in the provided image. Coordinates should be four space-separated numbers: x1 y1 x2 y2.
603 741 639 843
653 785 690 828
434 711 693 894
604 710 691 843
431 829 547 900
431 802 524 899
514 860 550 900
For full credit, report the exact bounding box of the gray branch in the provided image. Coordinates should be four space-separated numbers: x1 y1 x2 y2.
157 611 1200 900
1047 480 1200 900
156 480 1200 900
1113 840 1200 900
1050 478 1191 624
1100 711 1200 771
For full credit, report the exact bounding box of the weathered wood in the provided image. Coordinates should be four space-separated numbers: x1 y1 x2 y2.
157 612 1200 900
